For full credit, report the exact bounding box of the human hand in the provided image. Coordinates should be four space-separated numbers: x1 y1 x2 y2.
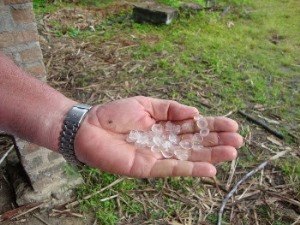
74 96 243 178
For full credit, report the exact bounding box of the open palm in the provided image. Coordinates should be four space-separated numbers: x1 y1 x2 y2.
74 96 243 178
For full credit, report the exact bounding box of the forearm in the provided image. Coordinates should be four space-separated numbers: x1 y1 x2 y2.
0 53 76 151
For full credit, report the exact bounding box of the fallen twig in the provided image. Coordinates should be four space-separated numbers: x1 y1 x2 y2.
258 115 280 125
100 194 119 202
225 158 237 190
238 110 284 139
0 203 44 222
50 209 83 218
11 203 45 220
0 146 14 166
217 150 290 225
223 111 234 117
65 178 124 208
291 216 300 225
33 214 51 225
201 177 227 192
266 191 300 208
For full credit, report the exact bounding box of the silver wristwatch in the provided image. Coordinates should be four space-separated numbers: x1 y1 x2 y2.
59 104 92 166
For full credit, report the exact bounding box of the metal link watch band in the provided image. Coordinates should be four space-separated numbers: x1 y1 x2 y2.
59 104 92 166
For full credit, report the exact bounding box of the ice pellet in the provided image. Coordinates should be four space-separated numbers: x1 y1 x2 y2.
175 147 190 161
151 123 164 134
193 115 201 121
173 125 181 134
128 130 140 141
161 148 174 158
179 140 192 150
153 136 164 146
162 141 172 150
151 145 161 153
165 121 174 132
181 121 193 131
169 133 180 144
200 128 210 137
196 118 208 129
192 133 204 143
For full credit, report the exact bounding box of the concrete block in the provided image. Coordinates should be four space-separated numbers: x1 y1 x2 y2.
133 2 178 25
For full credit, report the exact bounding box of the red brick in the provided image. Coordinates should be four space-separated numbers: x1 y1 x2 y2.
11 8 35 23
25 62 46 76
20 47 43 63
0 30 39 48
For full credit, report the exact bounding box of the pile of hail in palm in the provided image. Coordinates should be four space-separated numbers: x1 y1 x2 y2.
126 115 210 160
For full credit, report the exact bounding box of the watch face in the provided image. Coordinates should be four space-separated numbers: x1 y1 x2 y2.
67 107 86 124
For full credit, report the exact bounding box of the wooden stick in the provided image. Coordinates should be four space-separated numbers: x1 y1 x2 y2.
217 150 290 225
0 203 42 222
238 110 284 139
225 158 237 190
291 216 300 225
65 178 124 208
11 203 44 220
0 146 14 166
200 177 227 192
33 214 52 225
99 194 118 202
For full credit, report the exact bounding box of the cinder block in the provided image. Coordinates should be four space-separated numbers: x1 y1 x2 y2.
133 3 178 25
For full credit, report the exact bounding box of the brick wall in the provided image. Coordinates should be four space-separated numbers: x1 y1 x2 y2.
0 0 82 205
0 0 46 80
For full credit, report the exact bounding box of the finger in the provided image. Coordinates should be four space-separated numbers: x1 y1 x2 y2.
188 146 237 163
180 132 243 148
149 160 216 177
202 132 244 148
177 117 239 133
136 96 199 121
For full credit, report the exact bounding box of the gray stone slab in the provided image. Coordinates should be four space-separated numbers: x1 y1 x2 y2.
180 3 203 12
133 3 178 25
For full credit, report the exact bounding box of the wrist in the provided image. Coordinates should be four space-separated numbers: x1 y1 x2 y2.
45 98 78 152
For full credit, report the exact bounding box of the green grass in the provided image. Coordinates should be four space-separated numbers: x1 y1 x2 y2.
33 0 115 13
157 0 206 8
278 157 300 197
76 169 143 225
34 0 300 224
